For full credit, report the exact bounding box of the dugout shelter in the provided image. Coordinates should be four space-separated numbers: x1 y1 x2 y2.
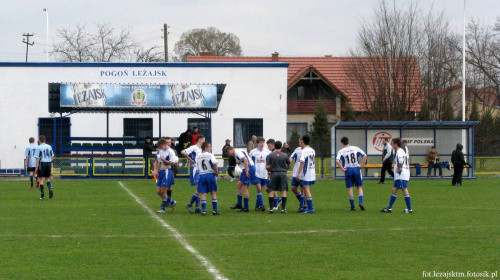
332 121 479 179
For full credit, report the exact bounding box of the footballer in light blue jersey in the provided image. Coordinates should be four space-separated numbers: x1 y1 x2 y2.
195 142 221 215
35 135 54 200
182 135 205 214
336 137 368 211
25 137 39 189
381 138 413 214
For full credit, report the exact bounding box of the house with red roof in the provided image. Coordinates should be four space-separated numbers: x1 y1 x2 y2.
433 84 500 119
188 52 424 140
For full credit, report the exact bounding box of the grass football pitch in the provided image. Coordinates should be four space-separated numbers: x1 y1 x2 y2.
1 177 499 280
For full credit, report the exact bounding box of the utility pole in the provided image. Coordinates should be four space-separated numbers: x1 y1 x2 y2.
22 33 35 62
162 24 169 62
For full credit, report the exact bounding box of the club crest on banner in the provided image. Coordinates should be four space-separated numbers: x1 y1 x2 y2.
132 89 147 105
372 132 392 152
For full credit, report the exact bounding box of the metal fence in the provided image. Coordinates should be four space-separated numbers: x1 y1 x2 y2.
41 155 500 179
474 156 500 175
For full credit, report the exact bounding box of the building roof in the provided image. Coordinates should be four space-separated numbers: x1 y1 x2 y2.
434 84 499 108
188 54 424 112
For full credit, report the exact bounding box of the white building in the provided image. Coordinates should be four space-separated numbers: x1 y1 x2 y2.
0 62 288 170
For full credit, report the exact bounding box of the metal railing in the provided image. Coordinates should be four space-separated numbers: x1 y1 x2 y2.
29 154 500 179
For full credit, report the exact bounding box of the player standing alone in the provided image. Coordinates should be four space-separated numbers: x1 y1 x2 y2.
336 137 368 211
195 142 221 215
25 137 39 189
35 135 54 199
381 138 413 214
296 135 316 213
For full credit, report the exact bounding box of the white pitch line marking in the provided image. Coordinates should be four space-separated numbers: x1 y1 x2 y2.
118 181 228 280
2 225 498 239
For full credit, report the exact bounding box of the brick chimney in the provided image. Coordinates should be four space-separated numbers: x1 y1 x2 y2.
271 52 279 62
200 52 213 57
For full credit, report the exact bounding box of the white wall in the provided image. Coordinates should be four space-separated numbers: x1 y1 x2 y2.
0 63 288 168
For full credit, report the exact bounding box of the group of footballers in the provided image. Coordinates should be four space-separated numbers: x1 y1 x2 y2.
151 134 317 215
25 136 55 200
336 136 412 214
25 133 412 215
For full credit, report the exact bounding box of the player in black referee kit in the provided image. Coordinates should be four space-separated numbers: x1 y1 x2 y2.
266 141 290 213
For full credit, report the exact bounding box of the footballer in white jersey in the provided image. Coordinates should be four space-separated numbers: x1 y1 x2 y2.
296 135 316 213
249 147 269 180
157 147 176 170
249 137 269 210
234 149 255 170
290 147 302 178
299 146 316 183
381 138 413 214
152 138 177 213
336 146 366 168
182 135 206 214
194 142 221 215
394 147 410 181
290 146 306 211
336 137 368 211
227 147 258 212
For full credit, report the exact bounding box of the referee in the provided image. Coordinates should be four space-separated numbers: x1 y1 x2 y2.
266 141 290 214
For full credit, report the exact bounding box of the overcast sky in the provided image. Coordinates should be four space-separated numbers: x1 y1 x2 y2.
1 0 498 62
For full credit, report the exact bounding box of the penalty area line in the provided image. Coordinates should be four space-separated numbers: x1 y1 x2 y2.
118 181 229 280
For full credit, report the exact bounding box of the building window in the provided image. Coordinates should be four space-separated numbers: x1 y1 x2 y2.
187 118 211 143
286 123 308 142
233 119 263 148
38 117 71 144
123 118 152 138
38 117 71 156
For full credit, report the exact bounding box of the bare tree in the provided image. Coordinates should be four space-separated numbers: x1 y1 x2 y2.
346 0 425 121
463 18 500 102
419 8 462 121
51 24 92 62
51 23 141 62
88 23 138 62
134 45 164 62
174 27 242 61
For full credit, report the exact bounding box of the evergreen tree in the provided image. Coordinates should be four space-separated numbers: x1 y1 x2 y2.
469 101 480 121
475 109 495 154
310 99 332 155
418 98 431 121
440 96 455 121
341 100 357 122
288 130 300 151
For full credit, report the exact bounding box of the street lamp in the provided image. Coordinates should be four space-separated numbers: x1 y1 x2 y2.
462 0 466 122
43 8 49 62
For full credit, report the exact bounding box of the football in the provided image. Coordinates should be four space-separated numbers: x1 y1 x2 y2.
234 165 242 177
173 155 179 164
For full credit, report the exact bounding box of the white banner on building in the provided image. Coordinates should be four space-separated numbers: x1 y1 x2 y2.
367 130 400 154
405 138 434 146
